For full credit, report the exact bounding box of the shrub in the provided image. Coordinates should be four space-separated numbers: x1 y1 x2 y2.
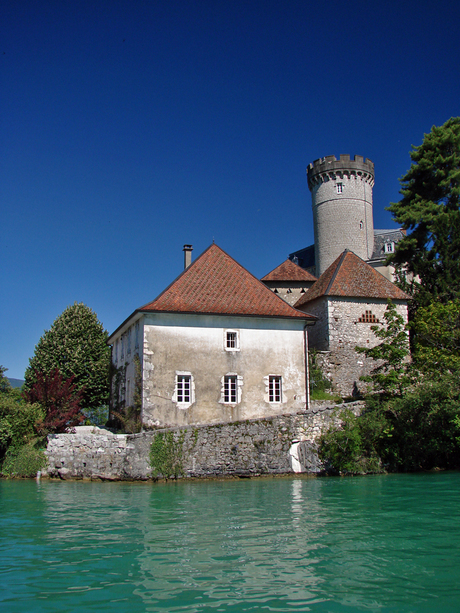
318 408 385 475
318 371 460 474
23 369 84 435
0 394 44 457
308 350 332 398
1 442 47 478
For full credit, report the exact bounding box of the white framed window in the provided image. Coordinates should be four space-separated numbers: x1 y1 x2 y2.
113 340 118 364
225 330 240 351
336 182 343 194
384 242 395 253
220 374 243 404
264 374 285 404
269 376 282 403
126 378 131 406
224 375 237 403
121 335 125 360
172 372 195 408
177 375 190 403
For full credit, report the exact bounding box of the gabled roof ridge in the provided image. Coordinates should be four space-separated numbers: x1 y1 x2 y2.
324 250 348 294
294 249 411 306
138 243 316 320
261 258 317 282
137 242 215 311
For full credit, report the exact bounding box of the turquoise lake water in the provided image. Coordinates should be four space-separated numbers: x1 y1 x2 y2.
1 473 460 612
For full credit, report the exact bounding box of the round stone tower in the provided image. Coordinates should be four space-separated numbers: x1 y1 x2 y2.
307 154 375 276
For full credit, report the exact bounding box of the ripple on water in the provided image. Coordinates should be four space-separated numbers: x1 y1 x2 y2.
1 473 460 612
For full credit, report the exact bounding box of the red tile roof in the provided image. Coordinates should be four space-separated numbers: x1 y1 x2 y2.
294 250 411 307
140 243 315 319
261 259 317 282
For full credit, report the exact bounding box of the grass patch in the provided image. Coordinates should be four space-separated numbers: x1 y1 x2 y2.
310 390 343 402
1 441 47 478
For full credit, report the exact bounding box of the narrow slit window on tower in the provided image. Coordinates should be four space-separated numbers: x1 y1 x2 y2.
336 182 343 194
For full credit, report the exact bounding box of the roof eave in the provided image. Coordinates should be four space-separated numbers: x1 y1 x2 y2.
139 307 316 321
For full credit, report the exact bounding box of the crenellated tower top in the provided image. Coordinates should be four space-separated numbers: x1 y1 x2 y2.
307 154 374 190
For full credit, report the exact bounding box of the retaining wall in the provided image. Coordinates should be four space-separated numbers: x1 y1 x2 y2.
44 402 363 481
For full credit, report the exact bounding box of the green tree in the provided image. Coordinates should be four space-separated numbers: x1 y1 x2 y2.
356 300 412 396
319 375 460 474
0 366 12 394
411 299 460 373
24 303 111 411
387 117 460 307
0 366 44 460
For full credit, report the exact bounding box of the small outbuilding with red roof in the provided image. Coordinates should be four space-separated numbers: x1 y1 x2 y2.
294 250 410 396
261 259 317 306
108 244 316 428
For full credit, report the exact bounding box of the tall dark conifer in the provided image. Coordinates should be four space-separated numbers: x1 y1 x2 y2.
388 117 460 307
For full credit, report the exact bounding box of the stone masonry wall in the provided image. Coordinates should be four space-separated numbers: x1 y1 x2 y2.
44 402 363 481
306 298 408 397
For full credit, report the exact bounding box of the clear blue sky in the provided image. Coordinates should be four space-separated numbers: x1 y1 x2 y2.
2 0 459 379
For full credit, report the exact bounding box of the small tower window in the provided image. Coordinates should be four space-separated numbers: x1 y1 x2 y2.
336 183 343 194
359 220 364 230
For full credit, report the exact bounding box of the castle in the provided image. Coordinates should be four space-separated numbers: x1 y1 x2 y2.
108 154 409 426
261 154 409 396
288 155 405 281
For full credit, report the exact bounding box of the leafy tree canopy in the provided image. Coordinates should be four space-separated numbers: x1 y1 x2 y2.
388 117 460 307
24 369 83 435
0 366 12 394
412 299 460 373
24 303 110 410
356 300 411 396
0 366 43 458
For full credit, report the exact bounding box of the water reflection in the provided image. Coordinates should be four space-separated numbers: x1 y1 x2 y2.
1 474 460 612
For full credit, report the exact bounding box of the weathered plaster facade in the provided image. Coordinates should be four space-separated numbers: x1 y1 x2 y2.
142 313 306 426
108 244 315 429
140 313 308 427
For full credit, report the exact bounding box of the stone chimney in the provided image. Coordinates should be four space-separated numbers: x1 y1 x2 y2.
183 244 193 269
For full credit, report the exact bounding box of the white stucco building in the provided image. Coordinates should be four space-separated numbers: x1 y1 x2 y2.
108 243 316 428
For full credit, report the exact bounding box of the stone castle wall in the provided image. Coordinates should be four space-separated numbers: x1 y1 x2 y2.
44 402 363 481
305 297 408 397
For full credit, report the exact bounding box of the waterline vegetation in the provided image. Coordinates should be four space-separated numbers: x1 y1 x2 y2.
318 118 460 475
